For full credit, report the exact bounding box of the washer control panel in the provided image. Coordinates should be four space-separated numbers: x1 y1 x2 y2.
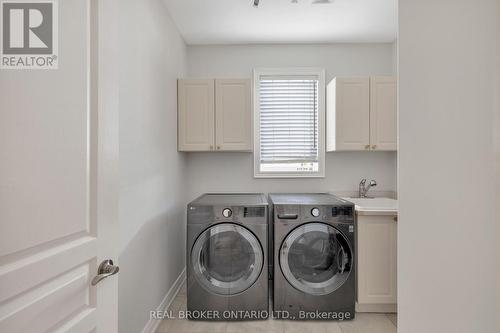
222 208 232 218
311 207 320 217
212 206 268 222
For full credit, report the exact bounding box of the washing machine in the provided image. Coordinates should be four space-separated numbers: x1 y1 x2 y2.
270 193 355 320
187 193 269 320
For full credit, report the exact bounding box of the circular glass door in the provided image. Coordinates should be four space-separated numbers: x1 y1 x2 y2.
191 223 263 295
280 222 352 295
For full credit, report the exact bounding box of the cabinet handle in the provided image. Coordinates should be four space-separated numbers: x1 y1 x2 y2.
372 145 377 149
365 145 370 150
393 216 398 222
217 146 221 150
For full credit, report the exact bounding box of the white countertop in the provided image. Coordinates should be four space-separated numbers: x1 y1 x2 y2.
342 197 398 216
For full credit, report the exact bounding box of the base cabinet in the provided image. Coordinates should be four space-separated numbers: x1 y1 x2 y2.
356 214 397 312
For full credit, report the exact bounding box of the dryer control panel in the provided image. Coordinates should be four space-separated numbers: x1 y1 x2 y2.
331 205 354 223
332 206 354 218
303 205 354 223
274 204 354 223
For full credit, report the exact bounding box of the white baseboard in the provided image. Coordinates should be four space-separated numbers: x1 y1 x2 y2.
142 267 186 333
356 302 397 313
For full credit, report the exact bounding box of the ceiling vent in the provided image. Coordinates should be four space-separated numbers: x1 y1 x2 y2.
254 0 334 7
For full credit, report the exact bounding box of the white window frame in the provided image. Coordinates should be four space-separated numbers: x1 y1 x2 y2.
253 68 326 178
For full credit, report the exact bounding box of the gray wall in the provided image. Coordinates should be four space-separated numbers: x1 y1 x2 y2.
118 0 187 332
186 44 397 200
399 0 498 332
497 1 500 326
117 20 399 331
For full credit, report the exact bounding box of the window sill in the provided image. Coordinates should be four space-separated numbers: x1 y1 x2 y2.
253 172 326 179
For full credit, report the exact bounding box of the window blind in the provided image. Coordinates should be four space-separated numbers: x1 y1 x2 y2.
259 76 319 164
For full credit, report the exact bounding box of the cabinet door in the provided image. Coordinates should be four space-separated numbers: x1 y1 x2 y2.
178 79 215 151
357 215 397 305
327 78 370 151
215 79 252 151
370 77 397 151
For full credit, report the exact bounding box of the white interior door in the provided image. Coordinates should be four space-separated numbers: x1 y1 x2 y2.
0 0 119 332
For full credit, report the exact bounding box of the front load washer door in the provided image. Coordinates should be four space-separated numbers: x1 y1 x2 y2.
191 223 263 295
280 222 352 295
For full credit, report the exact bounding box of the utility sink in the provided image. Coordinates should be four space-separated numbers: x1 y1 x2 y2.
342 197 398 214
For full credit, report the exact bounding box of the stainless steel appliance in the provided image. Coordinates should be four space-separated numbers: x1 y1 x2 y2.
270 193 355 320
187 193 269 320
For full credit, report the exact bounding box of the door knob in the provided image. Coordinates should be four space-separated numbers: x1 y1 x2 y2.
371 145 377 149
91 259 119 286
364 145 370 150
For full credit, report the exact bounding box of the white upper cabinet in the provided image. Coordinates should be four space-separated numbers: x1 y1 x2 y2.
327 76 397 151
327 78 370 151
370 77 397 151
178 78 252 152
215 79 252 151
178 79 215 151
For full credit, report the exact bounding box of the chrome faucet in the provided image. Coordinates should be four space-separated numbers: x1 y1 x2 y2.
359 179 377 198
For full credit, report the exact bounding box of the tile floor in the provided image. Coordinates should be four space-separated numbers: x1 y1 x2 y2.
157 283 397 333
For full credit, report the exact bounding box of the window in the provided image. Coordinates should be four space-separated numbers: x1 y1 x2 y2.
254 68 325 178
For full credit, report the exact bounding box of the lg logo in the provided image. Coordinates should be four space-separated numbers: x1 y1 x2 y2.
1 0 58 69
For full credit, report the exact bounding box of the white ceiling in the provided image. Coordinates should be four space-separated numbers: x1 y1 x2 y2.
162 0 397 45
